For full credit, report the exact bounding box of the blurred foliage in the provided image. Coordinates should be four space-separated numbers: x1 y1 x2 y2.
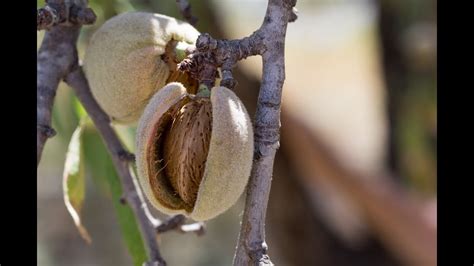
397 78 436 194
380 0 437 195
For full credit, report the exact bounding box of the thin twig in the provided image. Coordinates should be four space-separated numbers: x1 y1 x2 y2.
156 215 206 236
156 215 186 232
65 67 166 266
175 0 198 26
178 32 265 89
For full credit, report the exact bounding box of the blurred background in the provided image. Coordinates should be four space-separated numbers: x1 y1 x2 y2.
37 0 437 265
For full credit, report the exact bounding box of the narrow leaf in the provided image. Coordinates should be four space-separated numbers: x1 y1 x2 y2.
73 96 88 120
82 124 112 198
63 124 92 244
105 163 148 266
82 127 147 266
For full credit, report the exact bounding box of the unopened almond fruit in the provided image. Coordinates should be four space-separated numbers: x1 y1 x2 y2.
83 12 200 124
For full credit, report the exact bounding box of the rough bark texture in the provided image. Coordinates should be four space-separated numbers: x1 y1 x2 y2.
37 1 96 31
37 0 83 166
233 1 296 265
37 28 76 165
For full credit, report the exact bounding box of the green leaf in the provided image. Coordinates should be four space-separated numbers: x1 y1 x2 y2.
63 124 92 244
73 96 88 121
105 161 148 266
82 126 147 266
82 124 112 197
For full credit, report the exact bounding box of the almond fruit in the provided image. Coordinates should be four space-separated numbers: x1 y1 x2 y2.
136 82 254 221
83 12 200 124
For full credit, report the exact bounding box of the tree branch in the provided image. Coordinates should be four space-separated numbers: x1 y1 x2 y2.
178 32 265 89
178 0 296 264
155 214 206 236
234 2 295 265
64 67 167 266
37 0 86 166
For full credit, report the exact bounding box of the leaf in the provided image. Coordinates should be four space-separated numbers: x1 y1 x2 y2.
82 125 112 198
82 126 147 266
73 96 88 121
63 124 92 244
105 161 148 266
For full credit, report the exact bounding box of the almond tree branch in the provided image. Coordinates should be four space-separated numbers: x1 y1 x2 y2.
64 67 166 266
37 7 76 166
155 214 206 236
178 0 296 264
37 0 92 166
234 1 296 265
